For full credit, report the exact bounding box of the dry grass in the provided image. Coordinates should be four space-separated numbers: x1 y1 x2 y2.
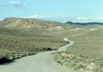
52 26 103 72
0 27 67 63
53 52 103 72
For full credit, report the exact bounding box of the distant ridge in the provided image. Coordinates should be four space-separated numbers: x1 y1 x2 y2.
66 21 103 26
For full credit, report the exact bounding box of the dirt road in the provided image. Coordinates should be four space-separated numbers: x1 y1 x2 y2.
0 40 75 72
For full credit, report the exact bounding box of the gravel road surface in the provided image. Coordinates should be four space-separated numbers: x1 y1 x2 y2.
0 40 75 72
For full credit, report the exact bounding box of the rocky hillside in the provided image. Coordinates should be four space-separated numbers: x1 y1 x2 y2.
0 17 71 33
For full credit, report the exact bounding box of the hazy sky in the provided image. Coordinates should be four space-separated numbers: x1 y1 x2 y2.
0 0 103 22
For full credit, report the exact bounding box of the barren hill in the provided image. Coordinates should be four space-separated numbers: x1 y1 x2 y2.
0 17 71 33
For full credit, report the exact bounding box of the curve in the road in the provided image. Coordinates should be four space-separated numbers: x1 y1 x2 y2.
0 39 75 72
